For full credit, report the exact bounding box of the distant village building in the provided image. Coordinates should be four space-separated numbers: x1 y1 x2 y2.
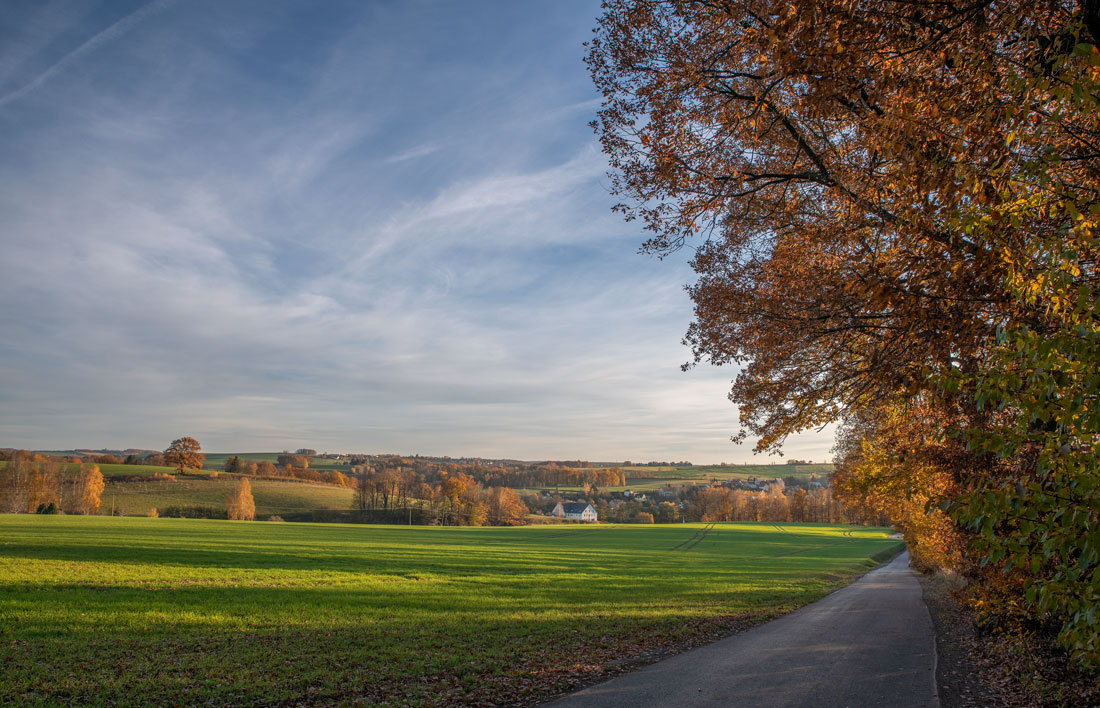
551 502 598 522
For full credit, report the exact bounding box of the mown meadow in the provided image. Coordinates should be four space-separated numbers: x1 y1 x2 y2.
608 463 831 491
0 516 901 706
100 475 355 517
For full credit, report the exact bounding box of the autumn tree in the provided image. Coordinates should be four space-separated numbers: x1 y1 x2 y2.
589 0 1100 667
65 463 104 515
831 401 969 571
226 478 255 521
590 0 1090 447
467 501 488 527
1 457 106 515
164 437 204 474
485 487 528 526
0 455 60 513
655 501 679 523
277 453 309 469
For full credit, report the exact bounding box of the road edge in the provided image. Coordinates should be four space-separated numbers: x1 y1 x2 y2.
528 534 908 707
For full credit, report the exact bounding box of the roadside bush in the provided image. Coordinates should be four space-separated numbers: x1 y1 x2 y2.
34 502 59 514
268 515 284 522
146 507 159 518
635 512 654 524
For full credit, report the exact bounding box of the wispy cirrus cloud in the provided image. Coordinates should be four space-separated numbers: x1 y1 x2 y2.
0 0 176 110
0 0 836 462
385 142 439 164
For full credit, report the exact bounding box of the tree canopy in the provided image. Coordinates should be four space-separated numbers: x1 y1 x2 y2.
589 0 1098 448
164 437 204 475
589 0 1100 667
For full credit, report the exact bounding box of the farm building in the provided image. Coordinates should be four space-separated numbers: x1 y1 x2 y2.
551 502 597 522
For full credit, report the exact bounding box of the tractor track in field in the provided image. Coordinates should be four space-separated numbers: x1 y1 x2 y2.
770 533 858 558
669 523 716 551
775 523 855 539
770 543 832 558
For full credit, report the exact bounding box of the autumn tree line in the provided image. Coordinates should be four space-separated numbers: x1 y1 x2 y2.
689 485 866 525
589 0 1100 669
351 465 528 526
350 456 627 490
534 482 870 526
223 454 355 488
0 451 104 515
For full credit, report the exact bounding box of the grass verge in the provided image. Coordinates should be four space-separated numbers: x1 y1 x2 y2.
0 517 900 706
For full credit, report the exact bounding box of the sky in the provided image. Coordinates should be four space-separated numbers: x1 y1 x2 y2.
0 0 834 462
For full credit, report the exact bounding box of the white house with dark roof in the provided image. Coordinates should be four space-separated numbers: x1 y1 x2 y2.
551 501 597 522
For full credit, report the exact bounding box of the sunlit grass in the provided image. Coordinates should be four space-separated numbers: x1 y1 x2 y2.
0 516 900 706
99 476 355 516
530 463 834 493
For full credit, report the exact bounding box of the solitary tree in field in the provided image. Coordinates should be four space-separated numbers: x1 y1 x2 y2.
163 437 204 475
226 478 255 521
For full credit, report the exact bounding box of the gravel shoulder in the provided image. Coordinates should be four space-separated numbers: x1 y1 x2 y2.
918 568 1100 708
918 571 993 708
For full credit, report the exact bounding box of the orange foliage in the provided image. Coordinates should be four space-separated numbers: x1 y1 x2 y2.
226 478 255 521
587 1 1096 451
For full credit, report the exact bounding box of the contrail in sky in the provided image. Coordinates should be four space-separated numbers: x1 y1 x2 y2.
0 0 176 110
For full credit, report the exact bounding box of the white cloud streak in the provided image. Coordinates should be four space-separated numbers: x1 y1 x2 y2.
385 143 439 164
0 0 838 462
0 0 176 110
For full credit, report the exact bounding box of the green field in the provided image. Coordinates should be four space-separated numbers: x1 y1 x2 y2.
91 462 176 478
0 516 900 706
101 476 355 517
200 452 352 471
527 464 834 494
0 460 176 479
623 463 831 486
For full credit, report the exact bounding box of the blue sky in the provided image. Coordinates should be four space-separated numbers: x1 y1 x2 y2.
0 0 832 461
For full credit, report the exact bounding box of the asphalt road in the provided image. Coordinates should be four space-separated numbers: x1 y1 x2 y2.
547 551 938 708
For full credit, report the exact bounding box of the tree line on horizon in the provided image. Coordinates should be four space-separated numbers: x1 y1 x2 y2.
0 451 103 515
1 439 855 526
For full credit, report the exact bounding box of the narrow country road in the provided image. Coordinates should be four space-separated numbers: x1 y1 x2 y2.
547 551 938 708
